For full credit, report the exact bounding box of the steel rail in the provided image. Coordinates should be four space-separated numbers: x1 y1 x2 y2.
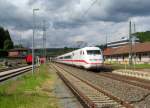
0 66 32 82
56 68 96 108
58 63 150 90
52 63 133 108
0 65 28 72
98 72 150 90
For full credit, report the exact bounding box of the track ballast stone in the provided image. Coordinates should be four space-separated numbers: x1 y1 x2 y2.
58 64 150 108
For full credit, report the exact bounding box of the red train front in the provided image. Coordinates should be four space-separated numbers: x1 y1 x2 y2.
25 54 46 65
25 54 32 65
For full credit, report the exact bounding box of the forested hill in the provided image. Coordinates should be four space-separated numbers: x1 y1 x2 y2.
0 26 14 50
135 31 150 42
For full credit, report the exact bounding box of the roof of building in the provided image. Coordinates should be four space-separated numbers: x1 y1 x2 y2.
9 48 29 52
107 39 139 45
103 42 150 56
107 39 140 48
103 48 114 56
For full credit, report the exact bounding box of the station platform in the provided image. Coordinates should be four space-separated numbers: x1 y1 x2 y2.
113 69 150 80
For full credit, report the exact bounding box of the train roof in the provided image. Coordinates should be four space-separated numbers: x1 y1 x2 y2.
81 47 100 50
56 47 101 58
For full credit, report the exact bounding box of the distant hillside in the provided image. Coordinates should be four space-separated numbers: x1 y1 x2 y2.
44 47 76 57
135 31 150 42
32 47 77 57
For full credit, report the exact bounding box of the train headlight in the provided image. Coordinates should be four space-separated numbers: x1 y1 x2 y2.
89 59 96 61
90 59 101 61
89 59 93 61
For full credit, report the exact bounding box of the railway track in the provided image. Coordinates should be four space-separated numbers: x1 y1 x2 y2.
58 63 150 91
98 72 150 90
0 65 32 82
52 63 133 108
0 65 28 72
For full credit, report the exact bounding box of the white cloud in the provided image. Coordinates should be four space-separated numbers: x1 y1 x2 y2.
1 0 150 48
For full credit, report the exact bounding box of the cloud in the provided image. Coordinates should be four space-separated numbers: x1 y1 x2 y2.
70 0 150 23
0 0 150 48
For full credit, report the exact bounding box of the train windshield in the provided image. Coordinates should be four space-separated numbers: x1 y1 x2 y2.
86 50 101 55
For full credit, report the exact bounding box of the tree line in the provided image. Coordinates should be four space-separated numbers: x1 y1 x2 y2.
135 31 150 42
0 26 14 50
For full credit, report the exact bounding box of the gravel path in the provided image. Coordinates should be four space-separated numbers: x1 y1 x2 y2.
50 65 83 108
57 64 150 108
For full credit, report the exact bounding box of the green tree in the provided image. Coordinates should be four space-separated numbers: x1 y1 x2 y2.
0 26 14 50
96 44 107 51
14 44 24 48
0 27 6 49
4 30 11 40
135 31 150 42
3 39 14 50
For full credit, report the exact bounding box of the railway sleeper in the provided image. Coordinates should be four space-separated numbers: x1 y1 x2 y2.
53 64 132 108
92 99 115 102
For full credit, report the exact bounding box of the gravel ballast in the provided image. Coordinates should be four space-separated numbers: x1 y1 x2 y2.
57 64 150 108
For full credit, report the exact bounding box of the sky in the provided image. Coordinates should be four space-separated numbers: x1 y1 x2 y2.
0 0 150 48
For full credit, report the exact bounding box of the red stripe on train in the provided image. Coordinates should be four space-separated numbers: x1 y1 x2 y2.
58 59 102 64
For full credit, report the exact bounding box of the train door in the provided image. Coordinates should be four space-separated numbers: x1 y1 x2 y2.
76 51 80 66
72 51 76 66
79 50 84 67
82 49 86 65
72 52 74 66
75 50 79 67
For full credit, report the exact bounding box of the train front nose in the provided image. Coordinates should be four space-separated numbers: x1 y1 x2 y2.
88 59 103 69
89 58 103 64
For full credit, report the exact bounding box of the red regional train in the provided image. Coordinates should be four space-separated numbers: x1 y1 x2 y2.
25 54 46 65
25 54 32 65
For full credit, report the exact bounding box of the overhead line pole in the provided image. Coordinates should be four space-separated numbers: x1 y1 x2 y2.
106 33 108 47
129 21 132 65
134 22 136 33
32 8 39 75
42 20 47 63
133 22 136 65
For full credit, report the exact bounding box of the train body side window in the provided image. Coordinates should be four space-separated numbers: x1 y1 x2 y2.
87 50 101 55
64 55 71 59
59 57 63 59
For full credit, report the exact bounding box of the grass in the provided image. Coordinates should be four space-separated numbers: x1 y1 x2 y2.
133 63 150 69
0 64 58 108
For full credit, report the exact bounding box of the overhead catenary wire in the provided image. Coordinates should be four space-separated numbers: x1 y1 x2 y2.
68 0 100 25
80 0 99 18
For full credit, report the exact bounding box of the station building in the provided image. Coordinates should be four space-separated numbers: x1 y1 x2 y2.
103 42 150 64
107 38 140 48
8 48 29 58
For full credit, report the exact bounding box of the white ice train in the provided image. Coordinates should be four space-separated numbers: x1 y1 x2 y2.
55 47 104 69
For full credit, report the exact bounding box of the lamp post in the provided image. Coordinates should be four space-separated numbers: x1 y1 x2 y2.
129 21 132 65
32 8 39 75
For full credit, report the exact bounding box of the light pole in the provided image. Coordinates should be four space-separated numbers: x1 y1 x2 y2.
32 8 39 75
129 21 132 65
